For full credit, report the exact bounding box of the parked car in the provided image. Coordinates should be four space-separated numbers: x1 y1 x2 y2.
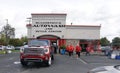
101 46 112 56
0 45 6 50
6 45 15 50
88 65 120 73
15 46 21 50
20 39 54 66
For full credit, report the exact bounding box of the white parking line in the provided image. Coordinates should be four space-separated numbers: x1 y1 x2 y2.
9 57 14 60
78 58 87 64
14 61 20 64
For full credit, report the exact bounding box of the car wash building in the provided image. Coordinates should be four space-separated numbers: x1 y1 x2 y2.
26 13 101 52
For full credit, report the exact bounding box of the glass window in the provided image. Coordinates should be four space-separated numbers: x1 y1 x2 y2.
28 40 49 46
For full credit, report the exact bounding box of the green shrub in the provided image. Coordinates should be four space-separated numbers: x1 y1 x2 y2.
60 45 66 49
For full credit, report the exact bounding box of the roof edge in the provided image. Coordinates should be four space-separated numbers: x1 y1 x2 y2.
65 25 101 27
31 13 67 15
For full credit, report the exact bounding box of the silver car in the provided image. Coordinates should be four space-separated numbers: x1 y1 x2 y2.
88 65 120 73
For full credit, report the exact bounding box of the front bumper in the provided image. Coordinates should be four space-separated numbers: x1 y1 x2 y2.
20 54 50 62
23 58 43 62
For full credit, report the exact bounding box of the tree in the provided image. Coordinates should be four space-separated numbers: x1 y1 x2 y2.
9 36 28 47
0 34 6 45
112 37 120 47
100 37 110 46
9 38 23 46
1 24 15 45
20 36 28 45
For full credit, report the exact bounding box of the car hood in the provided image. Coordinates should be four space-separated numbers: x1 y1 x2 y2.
24 45 48 48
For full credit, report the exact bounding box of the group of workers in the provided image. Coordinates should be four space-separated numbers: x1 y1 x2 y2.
66 44 91 58
53 43 92 58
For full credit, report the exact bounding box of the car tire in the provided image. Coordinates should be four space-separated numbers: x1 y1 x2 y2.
20 59 28 66
46 57 52 66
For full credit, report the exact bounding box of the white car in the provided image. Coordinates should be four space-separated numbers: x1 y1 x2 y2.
0 45 6 50
6 45 15 50
88 65 120 73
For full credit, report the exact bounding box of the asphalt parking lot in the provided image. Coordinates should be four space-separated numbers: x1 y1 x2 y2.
81 55 120 64
0 52 120 73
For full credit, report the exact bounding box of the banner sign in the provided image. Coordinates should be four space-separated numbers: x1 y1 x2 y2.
33 22 65 33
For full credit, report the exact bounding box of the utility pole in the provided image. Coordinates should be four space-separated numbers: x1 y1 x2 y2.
4 19 11 45
5 19 8 45
6 19 8 25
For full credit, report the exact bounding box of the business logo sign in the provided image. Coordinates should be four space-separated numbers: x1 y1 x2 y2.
33 22 65 33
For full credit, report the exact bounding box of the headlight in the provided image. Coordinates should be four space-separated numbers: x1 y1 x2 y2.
44 48 49 54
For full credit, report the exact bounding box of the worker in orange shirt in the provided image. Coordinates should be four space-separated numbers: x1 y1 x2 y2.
68 44 74 56
75 44 82 58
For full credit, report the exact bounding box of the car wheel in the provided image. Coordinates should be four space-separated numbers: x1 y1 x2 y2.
20 59 28 66
46 57 52 66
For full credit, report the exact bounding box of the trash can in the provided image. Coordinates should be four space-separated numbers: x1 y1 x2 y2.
116 55 120 60
61 49 65 55
111 54 116 59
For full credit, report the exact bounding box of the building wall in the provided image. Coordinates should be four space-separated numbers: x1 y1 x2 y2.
27 14 66 38
26 13 100 41
66 39 79 47
65 26 100 40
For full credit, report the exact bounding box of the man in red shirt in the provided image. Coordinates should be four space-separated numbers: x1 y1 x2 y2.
68 44 74 56
75 44 82 58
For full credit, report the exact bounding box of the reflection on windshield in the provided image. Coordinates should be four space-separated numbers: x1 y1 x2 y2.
28 40 49 46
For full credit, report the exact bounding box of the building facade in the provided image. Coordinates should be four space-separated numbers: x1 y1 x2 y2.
26 13 101 51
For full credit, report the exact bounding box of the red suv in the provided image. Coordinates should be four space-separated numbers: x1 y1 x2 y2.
20 39 54 66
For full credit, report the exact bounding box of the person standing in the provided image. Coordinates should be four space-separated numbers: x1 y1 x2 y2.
53 43 57 54
86 45 91 56
75 44 82 58
68 44 74 56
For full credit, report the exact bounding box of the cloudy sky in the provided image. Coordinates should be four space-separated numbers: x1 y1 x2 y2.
0 0 120 42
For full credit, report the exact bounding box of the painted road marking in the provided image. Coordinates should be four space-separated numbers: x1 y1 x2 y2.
14 61 20 64
78 58 87 64
9 57 14 60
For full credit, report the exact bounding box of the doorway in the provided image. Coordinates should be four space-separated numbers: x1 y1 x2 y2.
80 44 88 52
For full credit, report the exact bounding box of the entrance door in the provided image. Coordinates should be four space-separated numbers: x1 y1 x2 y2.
80 44 88 52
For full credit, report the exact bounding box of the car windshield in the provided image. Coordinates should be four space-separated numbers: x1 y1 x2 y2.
114 65 120 71
28 40 49 46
